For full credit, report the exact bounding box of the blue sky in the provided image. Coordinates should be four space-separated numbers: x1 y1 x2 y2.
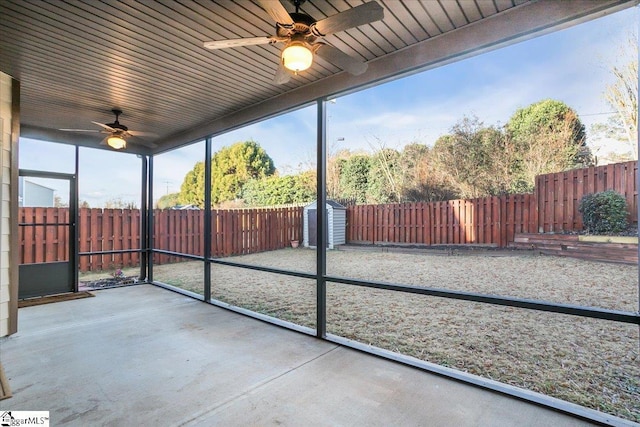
20 6 638 207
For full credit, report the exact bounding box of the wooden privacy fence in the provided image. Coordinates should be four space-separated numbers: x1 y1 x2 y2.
78 208 141 271
347 160 637 246
19 206 303 271
19 207 71 265
346 194 537 247
536 160 637 232
153 207 303 264
19 208 143 271
18 161 638 270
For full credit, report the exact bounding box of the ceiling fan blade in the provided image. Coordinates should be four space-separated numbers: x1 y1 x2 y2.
312 1 384 36
92 121 116 132
204 37 275 50
59 128 100 132
274 61 291 85
315 44 367 75
256 0 294 26
127 130 158 137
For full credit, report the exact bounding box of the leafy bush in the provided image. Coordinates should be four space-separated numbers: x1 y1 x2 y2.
578 190 629 234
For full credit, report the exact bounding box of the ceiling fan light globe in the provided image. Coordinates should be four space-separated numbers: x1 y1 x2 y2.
282 43 313 73
107 135 127 150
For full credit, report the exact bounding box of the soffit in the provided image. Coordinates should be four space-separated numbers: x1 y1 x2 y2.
0 0 634 154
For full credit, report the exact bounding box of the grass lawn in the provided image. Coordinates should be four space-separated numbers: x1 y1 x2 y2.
83 248 640 422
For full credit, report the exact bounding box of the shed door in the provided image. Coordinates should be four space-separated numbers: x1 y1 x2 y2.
307 209 328 248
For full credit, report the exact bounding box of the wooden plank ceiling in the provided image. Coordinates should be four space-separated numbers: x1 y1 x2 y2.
0 0 635 154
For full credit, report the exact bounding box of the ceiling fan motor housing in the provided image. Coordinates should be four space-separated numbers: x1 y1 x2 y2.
276 12 316 40
107 122 128 131
107 109 128 131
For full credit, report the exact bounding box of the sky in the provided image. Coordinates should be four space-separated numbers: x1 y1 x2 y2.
20 6 638 207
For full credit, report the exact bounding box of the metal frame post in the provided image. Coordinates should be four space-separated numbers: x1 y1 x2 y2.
72 145 79 291
147 155 154 283
139 155 148 282
316 99 327 338
204 137 212 302
8 78 19 334
636 23 639 336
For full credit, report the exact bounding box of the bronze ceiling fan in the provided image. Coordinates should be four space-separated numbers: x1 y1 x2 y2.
60 109 158 150
203 0 384 84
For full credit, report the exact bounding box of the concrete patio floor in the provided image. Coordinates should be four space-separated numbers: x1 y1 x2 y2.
0 284 600 426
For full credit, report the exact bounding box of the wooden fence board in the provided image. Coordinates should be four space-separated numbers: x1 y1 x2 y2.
92 208 101 269
34 208 44 264
478 199 486 244
79 209 89 271
346 161 636 246
18 161 638 271
45 208 55 262
346 193 537 247
18 206 297 271
536 160 637 232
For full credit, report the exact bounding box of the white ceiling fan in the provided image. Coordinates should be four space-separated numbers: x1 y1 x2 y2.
60 109 158 150
203 0 384 84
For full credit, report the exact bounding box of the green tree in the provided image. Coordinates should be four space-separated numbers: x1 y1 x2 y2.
179 141 275 207
157 192 181 209
179 161 205 207
338 154 371 203
507 99 586 146
367 148 401 203
211 140 275 204
242 172 315 206
327 149 352 200
506 99 592 192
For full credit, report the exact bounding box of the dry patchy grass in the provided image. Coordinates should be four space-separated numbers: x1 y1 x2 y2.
99 248 640 422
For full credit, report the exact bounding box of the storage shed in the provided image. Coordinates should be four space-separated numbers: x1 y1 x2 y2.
303 200 346 249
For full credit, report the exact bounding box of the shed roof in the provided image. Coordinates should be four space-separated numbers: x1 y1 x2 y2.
305 200 346 210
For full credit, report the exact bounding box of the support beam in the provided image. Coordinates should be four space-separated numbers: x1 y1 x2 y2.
71 146 78 292
316 99 327 339
139 155 148 282
147 156 154 283
637 27 640 319
7 77 20 335
203 137 212 302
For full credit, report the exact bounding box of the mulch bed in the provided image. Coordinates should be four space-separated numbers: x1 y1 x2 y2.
79 276 140 290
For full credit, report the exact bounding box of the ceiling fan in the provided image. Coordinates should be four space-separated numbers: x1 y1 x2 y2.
60 109 158 150
203 0 384 84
